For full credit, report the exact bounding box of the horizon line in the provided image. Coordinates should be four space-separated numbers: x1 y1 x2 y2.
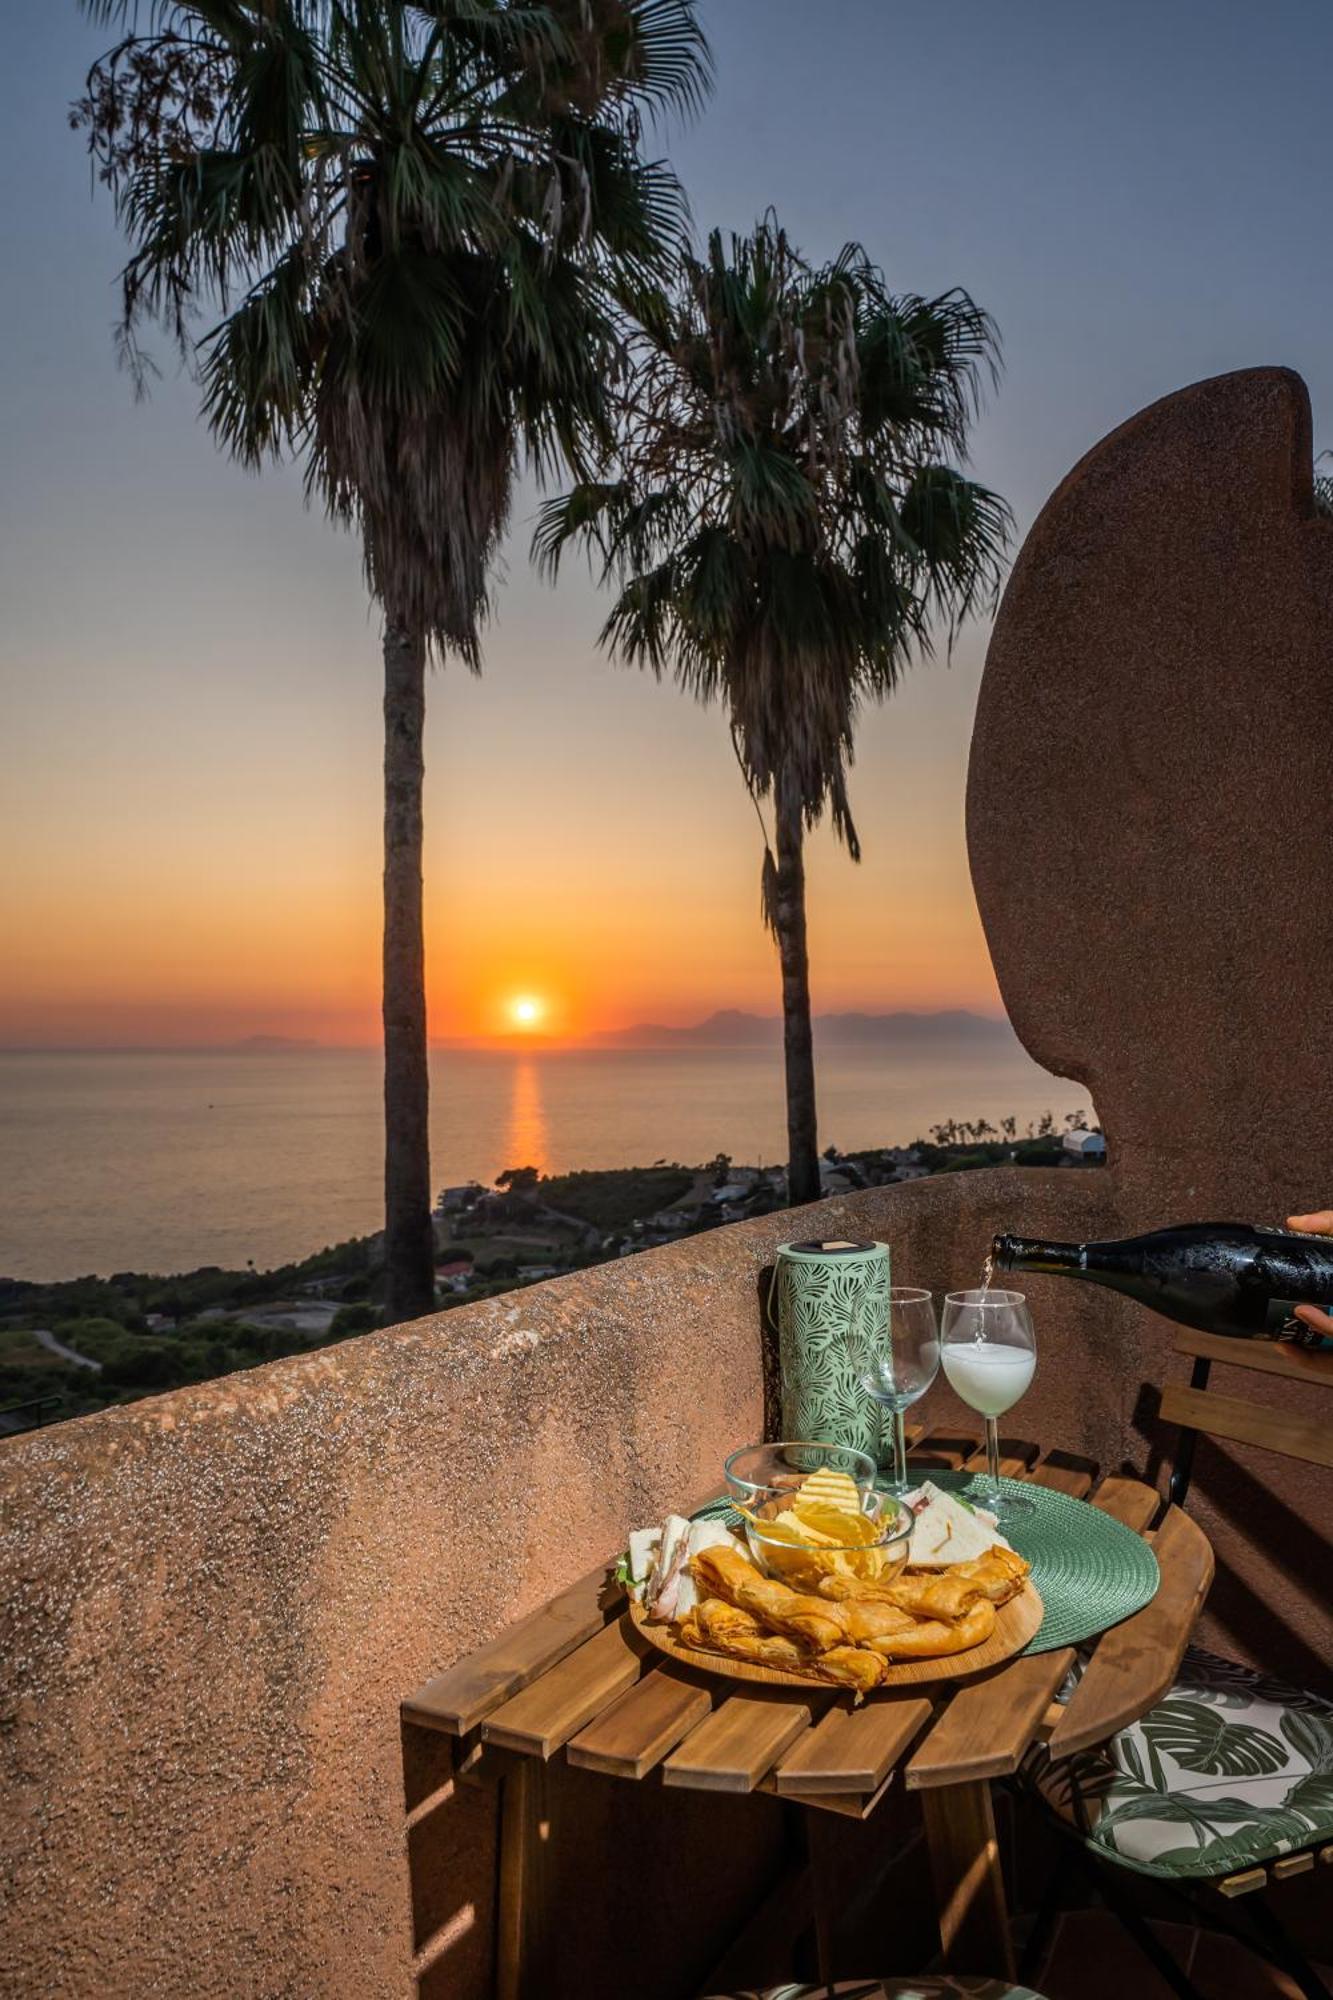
0 1005 1013 1056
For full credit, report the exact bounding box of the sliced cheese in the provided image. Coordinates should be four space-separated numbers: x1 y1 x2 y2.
906 1481 1013 1567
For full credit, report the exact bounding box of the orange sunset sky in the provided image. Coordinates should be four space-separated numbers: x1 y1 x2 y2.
2 552 995 1045
10 3 1333 1050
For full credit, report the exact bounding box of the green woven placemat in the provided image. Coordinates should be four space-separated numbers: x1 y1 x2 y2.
693 1472 1159 1656
893 1470 1160 1653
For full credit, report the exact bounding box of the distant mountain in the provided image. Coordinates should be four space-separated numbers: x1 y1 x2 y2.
593 1009 1012 1049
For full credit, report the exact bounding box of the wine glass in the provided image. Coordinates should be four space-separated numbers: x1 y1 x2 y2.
940 1288 1036 1520
845 1287 940 1495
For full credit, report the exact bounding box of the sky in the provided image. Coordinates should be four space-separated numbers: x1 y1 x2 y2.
5 0 1333 1046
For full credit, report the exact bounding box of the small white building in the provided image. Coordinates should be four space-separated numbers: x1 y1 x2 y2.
1062 1129 1107 1161
709 1180 756 1207
435 1182 485 1214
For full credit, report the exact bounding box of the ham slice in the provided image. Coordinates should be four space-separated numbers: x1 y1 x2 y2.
642 1515 746 1622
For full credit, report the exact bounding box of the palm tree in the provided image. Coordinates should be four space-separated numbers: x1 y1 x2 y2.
76 0 710 1321
536 220 1010 1205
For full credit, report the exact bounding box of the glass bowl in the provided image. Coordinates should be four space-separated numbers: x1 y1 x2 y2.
740 1488 913 1592
723 1440 879 1512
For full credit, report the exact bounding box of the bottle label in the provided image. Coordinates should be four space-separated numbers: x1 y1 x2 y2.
1265 1297 1333 1348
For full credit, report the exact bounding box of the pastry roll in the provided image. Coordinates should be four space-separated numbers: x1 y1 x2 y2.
815 1570 977 1619
833 1599 921 1645
880 1571 984 1621
941 1546 1030 1605
690 1545 765 1604
807 1646 887 1694
692 1599 766 1644
680 1603 883 1692
691 1547 846 1652
681 1597 810 1669
818 1572 923 1606
862 1598 996 1659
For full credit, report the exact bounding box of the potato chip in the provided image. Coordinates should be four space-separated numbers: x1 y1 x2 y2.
735 1503 835 1552
734 1496 890 1588
745 1512 806 1546
797 1468 863 1517
775 1510 844 1548
789 1499 880 1547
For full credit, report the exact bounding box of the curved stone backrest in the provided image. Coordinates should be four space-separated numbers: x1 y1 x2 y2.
970 368 1333 1219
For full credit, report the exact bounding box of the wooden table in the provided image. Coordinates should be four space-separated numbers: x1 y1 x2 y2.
401 1432 1213 1996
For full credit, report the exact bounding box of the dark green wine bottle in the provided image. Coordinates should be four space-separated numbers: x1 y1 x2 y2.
992 1222 1333 1343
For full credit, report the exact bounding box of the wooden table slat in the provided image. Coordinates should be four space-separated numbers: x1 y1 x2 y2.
1028 1449 1098 1499
905 1647 1076 1789
481 1615 646 1759
1047 1504 1214 1759
1090 1473 1160 1533
402 1562 619 1736
565 1663 713 1779
909 1430 983 1470
775 1768 896 1820
662 1690 816 1793
771 1694 932 1796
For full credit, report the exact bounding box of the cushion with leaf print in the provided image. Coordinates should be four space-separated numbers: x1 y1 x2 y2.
1031 1646 1333 1879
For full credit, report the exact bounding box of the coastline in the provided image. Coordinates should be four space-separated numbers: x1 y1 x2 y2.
0 1125 1103 1435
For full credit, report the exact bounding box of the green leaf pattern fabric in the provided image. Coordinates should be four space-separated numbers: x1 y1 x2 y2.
773 1243 889 1459
1035 1647 1333 1879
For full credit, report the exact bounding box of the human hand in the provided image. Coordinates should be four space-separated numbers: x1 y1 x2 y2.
1285 1213 1333 1336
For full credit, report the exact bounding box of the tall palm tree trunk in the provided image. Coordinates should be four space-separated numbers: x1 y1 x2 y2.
773 764 821 1206
382 620 436 1323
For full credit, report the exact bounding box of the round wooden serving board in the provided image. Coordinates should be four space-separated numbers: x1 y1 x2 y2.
629 1581 1043 1690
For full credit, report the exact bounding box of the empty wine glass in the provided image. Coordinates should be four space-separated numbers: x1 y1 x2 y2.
940 1288 1036 1519
845 1287 940 1495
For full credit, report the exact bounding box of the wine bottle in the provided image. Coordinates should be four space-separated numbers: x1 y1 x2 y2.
992 1222 1333 1343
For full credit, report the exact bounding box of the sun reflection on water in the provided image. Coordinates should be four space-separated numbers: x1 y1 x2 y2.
503 1058 549 1175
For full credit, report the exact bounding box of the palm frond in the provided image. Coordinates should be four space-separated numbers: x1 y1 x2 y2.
538 213 1009 846
76 0 711 659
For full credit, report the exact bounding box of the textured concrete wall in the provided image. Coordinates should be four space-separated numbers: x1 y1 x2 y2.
968 365 1333 1698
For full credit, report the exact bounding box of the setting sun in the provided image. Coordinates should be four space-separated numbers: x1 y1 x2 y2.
507 994 546 1030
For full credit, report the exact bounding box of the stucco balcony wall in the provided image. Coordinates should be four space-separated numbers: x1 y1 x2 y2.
4 1163 1328 1998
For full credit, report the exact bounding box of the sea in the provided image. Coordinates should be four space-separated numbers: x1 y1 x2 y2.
0 1041 1094 1283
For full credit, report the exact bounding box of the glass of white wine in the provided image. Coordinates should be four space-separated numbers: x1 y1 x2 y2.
845 1286 940 1496
940 1288 1036 1519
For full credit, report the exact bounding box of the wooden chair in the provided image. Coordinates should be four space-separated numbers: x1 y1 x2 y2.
1023 1329 1333 2000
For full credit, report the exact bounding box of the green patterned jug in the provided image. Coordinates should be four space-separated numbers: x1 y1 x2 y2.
769 1238 890 1459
